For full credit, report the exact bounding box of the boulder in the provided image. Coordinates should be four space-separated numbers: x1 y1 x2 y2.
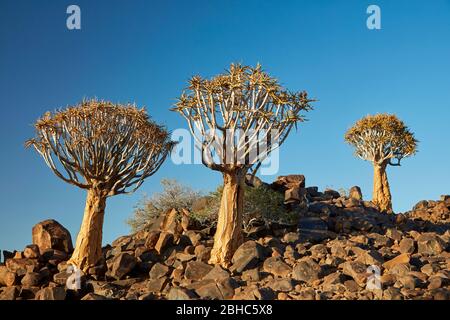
292 258 322 283
147 277 168 293
270 175 305 192
385 228 403 241
322 272 346 291
5 258 39 276
0 266 17 287
383 253 410 270
341 261 368 287
349 186 363 200
160 208 183 235
413 200 429 211
230 241 265 273
417 233 445 255
266 278 294 292
284 186 306 204
0 286 19 300
194 281 223 300
398 238 415 254
154 232 174 254
32 219 73 254
167 287 197 300
194 278 236 300
110 252 137 280
324 188 340 199
184 261 213 281
203 265 230 282
354 249 384 266
149 263 170 280
21 272 41 287
23 244 40 259
81 293 108 300
35 287 66 300
262 257 291 277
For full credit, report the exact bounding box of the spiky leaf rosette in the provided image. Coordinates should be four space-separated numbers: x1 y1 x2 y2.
345 113 417 165
26 99 175 195
172 63 314 173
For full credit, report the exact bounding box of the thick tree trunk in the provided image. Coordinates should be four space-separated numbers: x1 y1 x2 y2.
372 162 393 213
209 172 245 268
68 188 106 272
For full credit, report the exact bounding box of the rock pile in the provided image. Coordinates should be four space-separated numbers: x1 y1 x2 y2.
1 176 449 300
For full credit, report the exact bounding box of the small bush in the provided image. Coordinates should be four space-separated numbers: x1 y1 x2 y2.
126 179 202 232
127 179 299 233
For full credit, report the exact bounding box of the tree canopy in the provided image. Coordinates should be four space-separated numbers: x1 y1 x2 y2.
345 113 418 166
26 99 175 195
172 63 314 173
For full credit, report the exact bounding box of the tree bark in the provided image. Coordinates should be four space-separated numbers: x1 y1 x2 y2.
68 188 106 272
372 162 393 213
209 172 245 267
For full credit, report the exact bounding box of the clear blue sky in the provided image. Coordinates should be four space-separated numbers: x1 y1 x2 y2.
1 0 449 252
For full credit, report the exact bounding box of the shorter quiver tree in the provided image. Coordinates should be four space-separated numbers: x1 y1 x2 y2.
345 114 417 213
26 100 174 272
173 63 313 267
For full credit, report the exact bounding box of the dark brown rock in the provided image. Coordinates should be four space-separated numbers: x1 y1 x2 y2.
0 286 19 300
110 252 137 280
398 238 415 254
0 266 17 287
149 263 170 280
417 233 444 255
167 287 197 300
231 241 265 273
154 232 174 254
23 244 40 259
21 272 41 287
32 219 73 253
349 186 363 200
271 175 305 192
81 293 108 300
267 278 294 292
262 257 291 277
184 261 213 281
341 261 368 287
35 287 66 300
5 258 39 276
203 265 230 281
147 277 168 293
292 258 322 283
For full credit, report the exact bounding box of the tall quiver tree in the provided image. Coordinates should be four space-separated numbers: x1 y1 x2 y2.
173 64 313 267
345 114 417 213
26 100 174 272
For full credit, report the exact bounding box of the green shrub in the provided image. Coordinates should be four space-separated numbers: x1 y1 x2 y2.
127 179 299 232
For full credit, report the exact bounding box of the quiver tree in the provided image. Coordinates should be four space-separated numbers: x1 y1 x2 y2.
26 100 174 272
172 64 313 267
345 114 417 213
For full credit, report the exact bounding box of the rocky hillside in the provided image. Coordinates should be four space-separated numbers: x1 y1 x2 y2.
1 175 449 300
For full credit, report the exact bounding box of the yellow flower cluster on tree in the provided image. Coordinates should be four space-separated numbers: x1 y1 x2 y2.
345 113 418 213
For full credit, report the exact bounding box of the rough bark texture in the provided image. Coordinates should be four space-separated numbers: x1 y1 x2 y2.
68 189 106 272
372 162 393 213
209 172 245 267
